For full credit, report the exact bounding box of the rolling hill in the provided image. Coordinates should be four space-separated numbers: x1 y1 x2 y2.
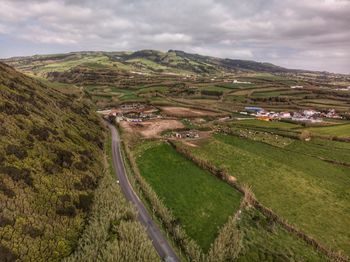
2 49 291 78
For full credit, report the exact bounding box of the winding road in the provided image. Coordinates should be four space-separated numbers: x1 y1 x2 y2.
107 123 180 262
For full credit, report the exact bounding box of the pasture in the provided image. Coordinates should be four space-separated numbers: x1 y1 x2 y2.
183 134 350 255
134 141 242 251
306 123 350 138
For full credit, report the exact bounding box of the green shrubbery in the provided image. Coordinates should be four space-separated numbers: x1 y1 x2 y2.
0 62 106 260
64 160 159 262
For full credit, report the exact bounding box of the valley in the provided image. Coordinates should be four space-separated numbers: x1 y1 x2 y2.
1 50 349 261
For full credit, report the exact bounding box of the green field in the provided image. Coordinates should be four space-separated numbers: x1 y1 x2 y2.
237 208 328 262
134 141 242 251
184 134 350 256
233 119 301 129
285 138 350 164
306 123 350 138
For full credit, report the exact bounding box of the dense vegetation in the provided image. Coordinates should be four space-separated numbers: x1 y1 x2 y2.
64 137 158 262
0 63 157 261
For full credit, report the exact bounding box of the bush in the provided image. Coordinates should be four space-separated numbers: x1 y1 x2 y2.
80 175 97 190
0 244 19 262
30 126 51 141
0 179 15 198
5 144 28 160
75 193 93 212
22 224 43 238
0 166 33 187
43 161 62 174
56 205 77 217
74 161 88 171
0 215 14 227
55 149 74 168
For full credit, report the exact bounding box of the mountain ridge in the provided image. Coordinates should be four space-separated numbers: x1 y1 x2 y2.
2 49 310 76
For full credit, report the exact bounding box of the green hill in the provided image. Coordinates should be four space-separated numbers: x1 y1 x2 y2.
3 49 291 79
0 63 158 261
0 62 105 259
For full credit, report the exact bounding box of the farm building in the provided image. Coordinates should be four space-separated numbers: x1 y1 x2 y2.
245 106 264 113
257 116 271 121
174 130 200 139
279 112 291 118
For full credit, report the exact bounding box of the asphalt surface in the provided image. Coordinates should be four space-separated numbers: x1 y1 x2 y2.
108 123 180 262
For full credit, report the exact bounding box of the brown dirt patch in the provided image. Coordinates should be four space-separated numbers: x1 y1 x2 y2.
120 119 184 138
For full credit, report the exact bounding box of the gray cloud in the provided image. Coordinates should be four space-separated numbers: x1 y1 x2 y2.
0 0 349 73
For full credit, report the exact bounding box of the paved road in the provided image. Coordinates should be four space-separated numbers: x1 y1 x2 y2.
107 123 180 262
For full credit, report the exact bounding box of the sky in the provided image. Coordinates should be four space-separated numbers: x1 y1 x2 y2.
0 0 349 74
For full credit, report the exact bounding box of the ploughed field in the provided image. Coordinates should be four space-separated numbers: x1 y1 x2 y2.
180 133 350 256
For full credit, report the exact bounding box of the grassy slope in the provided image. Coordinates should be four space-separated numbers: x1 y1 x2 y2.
134 141 242 251
0 62 106 260
185 134 350 256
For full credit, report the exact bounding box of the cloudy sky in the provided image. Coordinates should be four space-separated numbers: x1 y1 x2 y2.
0 0 349 73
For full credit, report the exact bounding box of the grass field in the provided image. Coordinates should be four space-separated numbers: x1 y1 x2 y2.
285 138 350 164
233 119 301 129
184 134 350 256
306 123 350 138
134 141 242 251
237 208 328 262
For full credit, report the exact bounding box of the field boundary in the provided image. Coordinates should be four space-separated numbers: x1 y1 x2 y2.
168 140 350 262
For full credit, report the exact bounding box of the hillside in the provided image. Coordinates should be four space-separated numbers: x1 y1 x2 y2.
3 50 291 78
0 63 157 261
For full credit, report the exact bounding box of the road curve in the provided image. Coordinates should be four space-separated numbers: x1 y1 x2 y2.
107 123 180 262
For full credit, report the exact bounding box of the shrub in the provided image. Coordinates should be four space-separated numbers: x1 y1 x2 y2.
5 144 28 159
80 175 97 190
0 215 14 227
43 161 62 174
75 193 93 212
74 161 88 171
0 179 15 198
56 205 77 217
30 126 51 141
0 166 33 187
0 244 19 262
55 149 74 168
22 224 43 238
